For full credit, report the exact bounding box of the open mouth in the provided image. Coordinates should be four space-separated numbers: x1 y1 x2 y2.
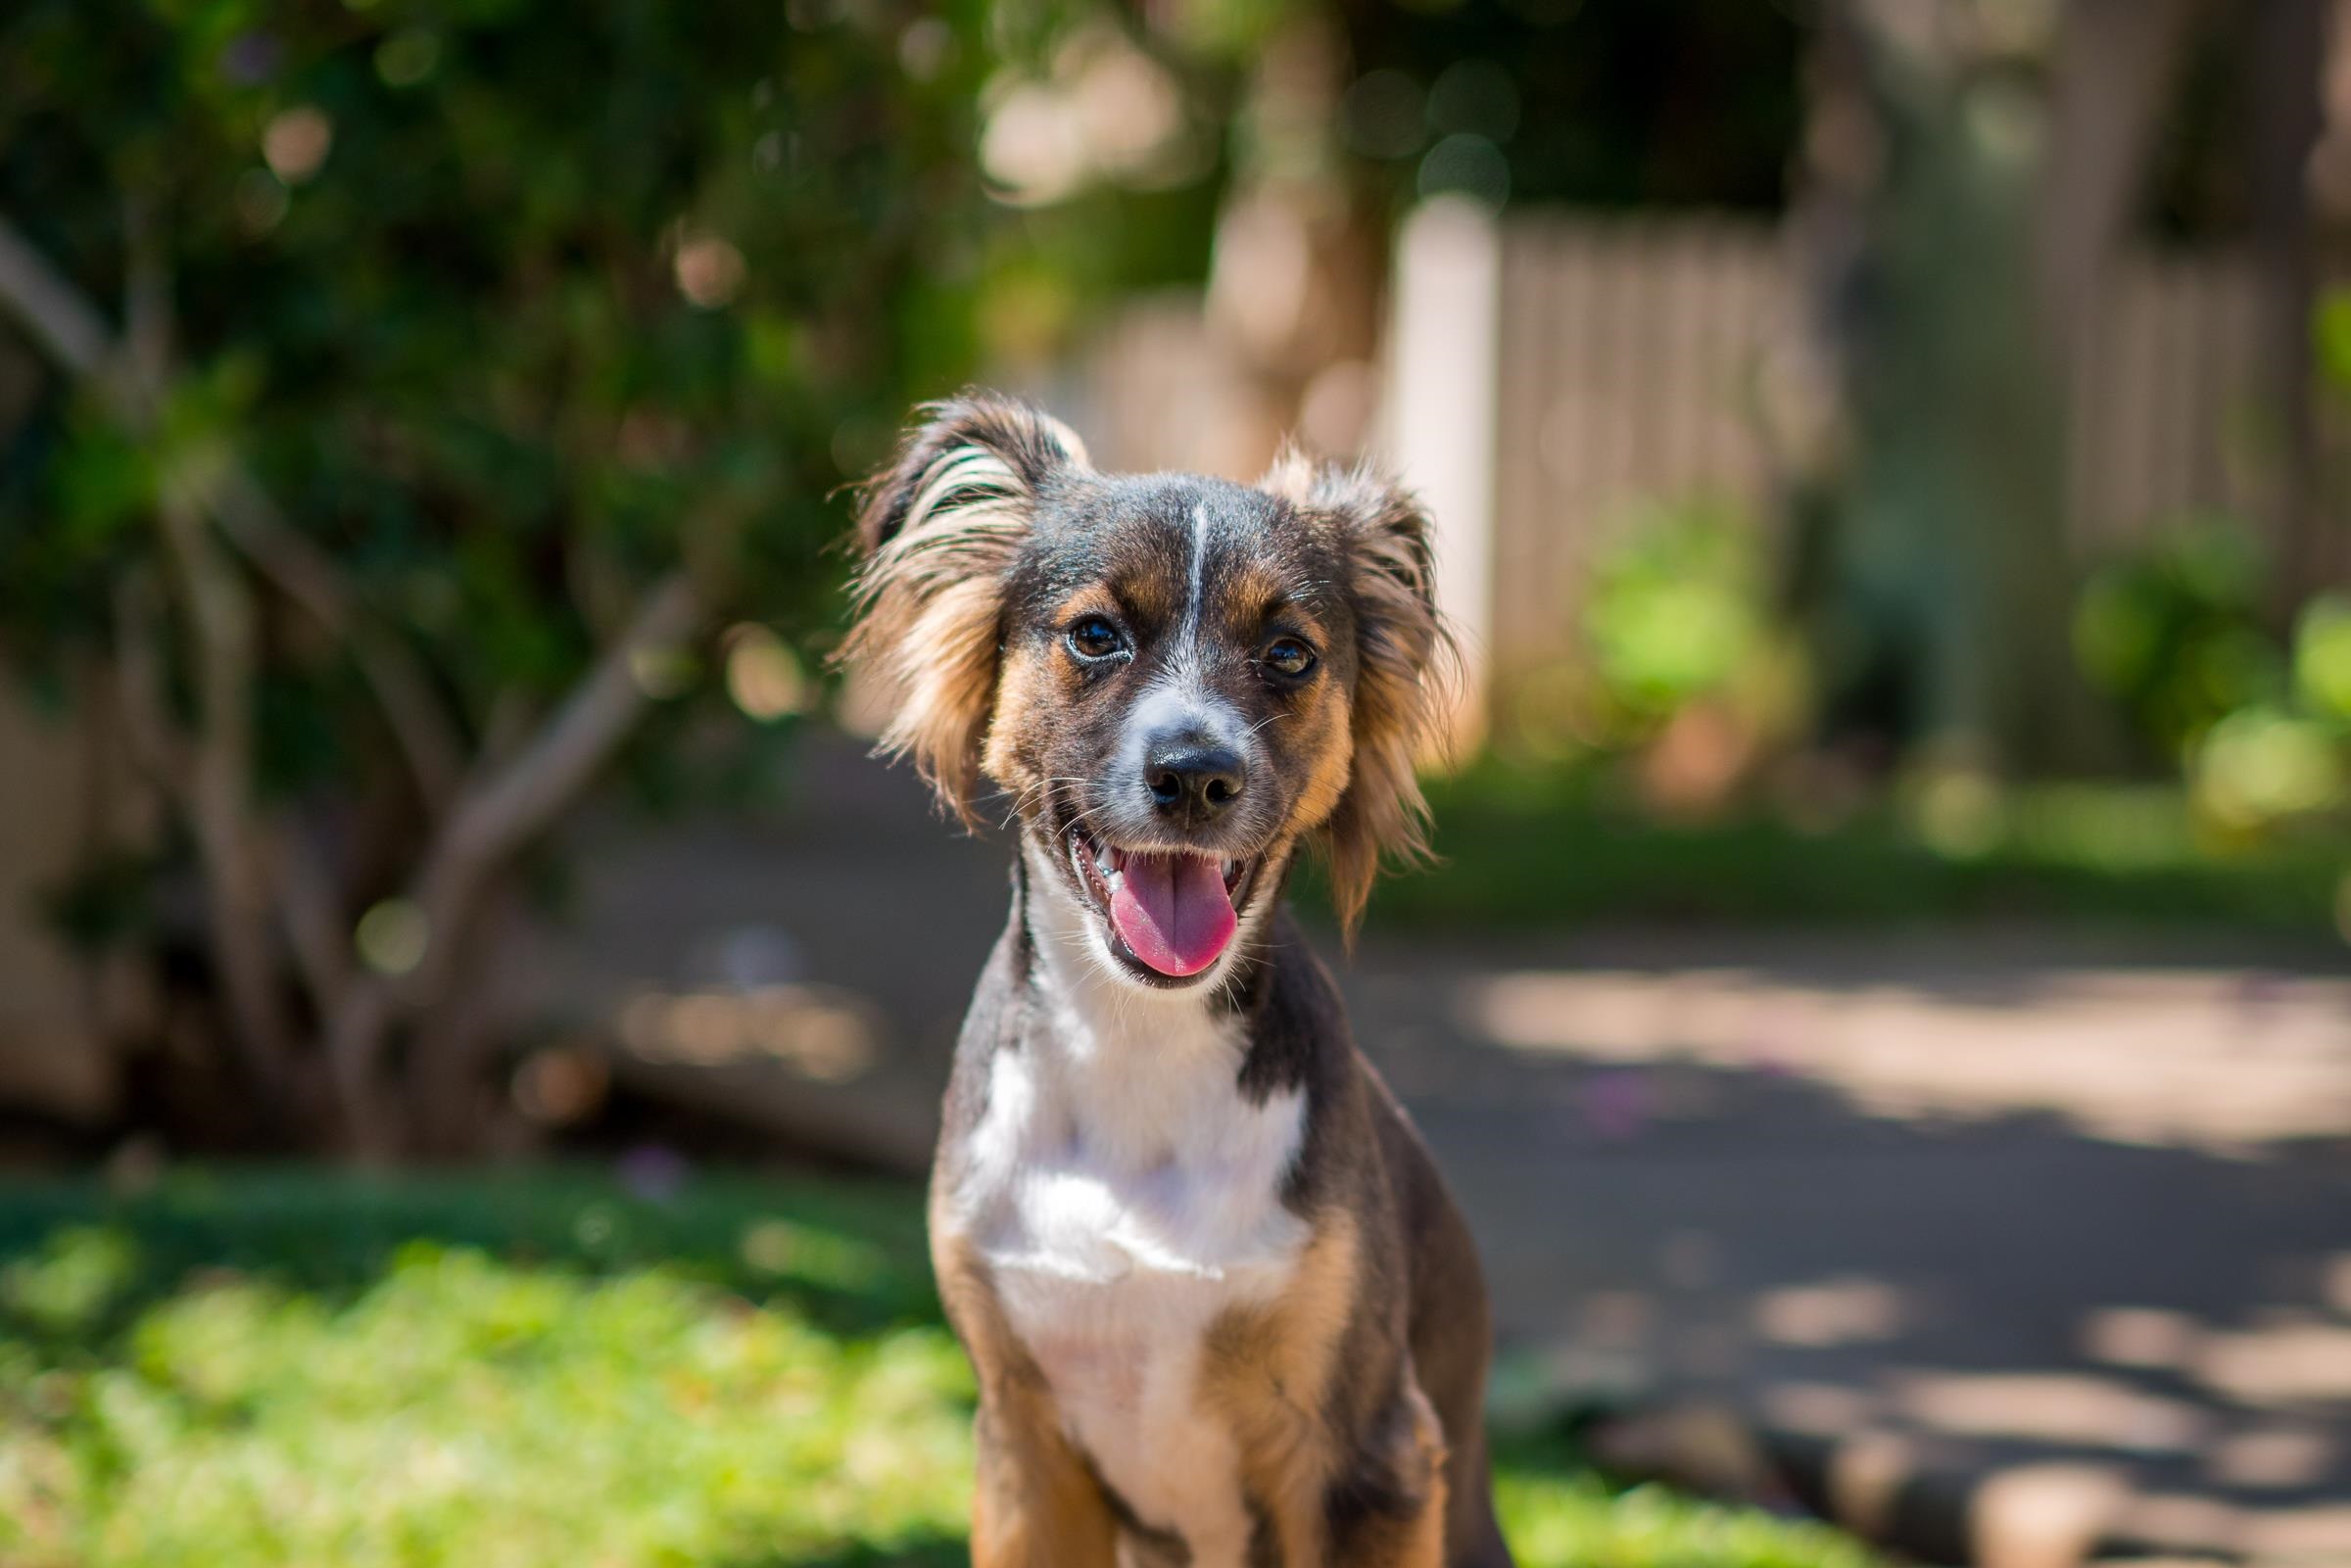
1066 826 1256 982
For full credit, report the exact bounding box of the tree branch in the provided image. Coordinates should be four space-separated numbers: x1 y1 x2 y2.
5 208 720 1153
2033 0 2202 356
0 214 110 377
274 816 352 1025
333 570 707 1123
273 813 398 1156
122 193 170 398
111 566 192 790
198 463 467 809
0 210 466 812
424 570 702 918
156 483 299 1105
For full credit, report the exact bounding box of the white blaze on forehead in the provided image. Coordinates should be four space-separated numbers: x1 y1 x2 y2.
1162 500 1215 688
1184 500 1211 640
1117 499 1254 788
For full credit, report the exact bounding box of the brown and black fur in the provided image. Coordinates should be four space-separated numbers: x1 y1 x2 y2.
841 392 1512 1567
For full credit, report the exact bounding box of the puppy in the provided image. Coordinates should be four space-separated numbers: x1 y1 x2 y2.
841 393 1512 1568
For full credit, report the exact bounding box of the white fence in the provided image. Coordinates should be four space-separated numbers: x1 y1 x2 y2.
1076 208 2335 724
1376 204 2342 710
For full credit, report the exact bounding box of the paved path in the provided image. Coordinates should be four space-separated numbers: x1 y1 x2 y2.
1355 941 2351 1566
507 734 2351 1567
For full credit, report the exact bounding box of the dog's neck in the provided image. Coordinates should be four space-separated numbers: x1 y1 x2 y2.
1011 835 1294 1166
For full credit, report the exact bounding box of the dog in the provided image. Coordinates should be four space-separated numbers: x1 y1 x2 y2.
840 393 1513 1568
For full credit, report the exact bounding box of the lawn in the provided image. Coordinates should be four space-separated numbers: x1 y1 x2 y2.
0 1167 1874 1568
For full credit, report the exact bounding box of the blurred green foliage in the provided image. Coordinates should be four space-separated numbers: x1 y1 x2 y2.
1577 498 1798 745
2074 522 2351 833
0 0 1056 774
1330 761 2350 936
0 1169 1874 1567
2073 522 2281 758
0 1 1261 1144
1337 0 1802 213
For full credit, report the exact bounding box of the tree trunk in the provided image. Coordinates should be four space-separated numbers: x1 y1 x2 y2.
2035 0 2204 353
0 212 715 1163
1793 0 2200 777
156 490 304 1133
2247 0 2328 605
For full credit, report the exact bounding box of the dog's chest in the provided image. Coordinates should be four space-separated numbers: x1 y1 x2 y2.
946 1004 1308 1559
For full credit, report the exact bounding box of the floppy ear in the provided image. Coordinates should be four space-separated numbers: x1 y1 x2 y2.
1261 450 1455 934
839 393 1089 822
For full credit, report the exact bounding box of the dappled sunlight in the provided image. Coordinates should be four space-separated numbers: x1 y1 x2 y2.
1969 1463 2133 1568
1430 950 2351 1566
2244 1503 2351 1556
2196 1320 2351 1407
2080 1306 2205 1371
618 984 882 1082
1890 1371 2208 1452
1463 966 2351 1151
1753 1277 1908 1349
1823 1430 1926 1543
2207 1425 2337 1490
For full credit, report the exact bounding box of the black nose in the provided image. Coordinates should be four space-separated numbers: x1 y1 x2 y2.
1144 736 1246 825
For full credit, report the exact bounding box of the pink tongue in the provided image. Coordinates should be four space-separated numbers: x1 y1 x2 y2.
1109 853 1237 977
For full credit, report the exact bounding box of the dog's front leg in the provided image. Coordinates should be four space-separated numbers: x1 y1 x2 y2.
935 1235 1120 1565
970 1391 1119 1568
1311 1378 1453 1568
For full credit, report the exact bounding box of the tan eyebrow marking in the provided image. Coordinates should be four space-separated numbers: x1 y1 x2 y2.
1050 584 1122 625
1219 564 1331 643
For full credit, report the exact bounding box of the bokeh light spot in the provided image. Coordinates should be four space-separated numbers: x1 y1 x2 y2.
356 898 429 977
374 28 440 88
233 169 288 236
723 624 809 722
1417 133 1511 208
1428 59 1519 143
262 107 333 184
673 235 745 309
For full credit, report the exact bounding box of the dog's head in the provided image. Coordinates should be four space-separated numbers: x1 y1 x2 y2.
840 392 1449 990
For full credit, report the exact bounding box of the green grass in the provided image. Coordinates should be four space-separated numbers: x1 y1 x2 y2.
0 1169 1871 1567
1492 1431 1876 1568
1333 763 2351 935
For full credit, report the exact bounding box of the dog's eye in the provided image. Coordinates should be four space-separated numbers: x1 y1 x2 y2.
1067 615 1127 661
1262 637 1318 678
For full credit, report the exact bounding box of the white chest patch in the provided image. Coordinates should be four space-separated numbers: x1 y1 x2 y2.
943 856 1309 1561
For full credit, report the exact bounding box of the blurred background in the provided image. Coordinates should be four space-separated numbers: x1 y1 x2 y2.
3 0 2351 1563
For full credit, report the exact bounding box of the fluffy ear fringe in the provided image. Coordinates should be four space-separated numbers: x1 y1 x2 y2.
1261 448 1460 938
837 393 1087 823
